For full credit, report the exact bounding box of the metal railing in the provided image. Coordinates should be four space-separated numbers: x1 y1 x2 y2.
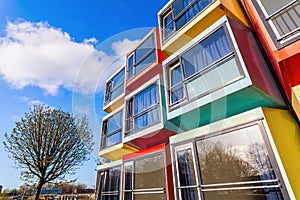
265 0 300 42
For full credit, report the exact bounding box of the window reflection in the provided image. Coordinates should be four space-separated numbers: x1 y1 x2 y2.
123 153 165 200
174 124 288 200
196 125 283 199
101 110 123 149
127 33 156 79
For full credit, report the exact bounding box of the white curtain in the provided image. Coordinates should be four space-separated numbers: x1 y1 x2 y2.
135 84 159 130
183 27 231 78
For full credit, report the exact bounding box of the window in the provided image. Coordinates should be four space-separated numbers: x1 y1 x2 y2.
123 153 165 200
162 10 175 39
173 123 289 200
170 63 185 105
182 27 231 78
167 26 241 107
127 33 156 79
160 0 213 41
105 68 125 105
101 110 123 149
125 83 160 135
97 167 121 200
255 0 300 47
176 146 200 200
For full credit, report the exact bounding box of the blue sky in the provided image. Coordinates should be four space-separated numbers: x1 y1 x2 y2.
0 0 168 189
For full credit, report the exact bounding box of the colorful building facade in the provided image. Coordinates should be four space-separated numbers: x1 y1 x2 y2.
95 0 300 199
243 0 300 120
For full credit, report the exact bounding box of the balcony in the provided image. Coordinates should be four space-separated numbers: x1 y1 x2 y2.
99 107 138 161
122 144 174 200
169 107 299 199
247 0 300 48
125 28 166 96
158 0 250 56
163 16 286 131
244 0 300 112
124 74 178 149
103 66 125 113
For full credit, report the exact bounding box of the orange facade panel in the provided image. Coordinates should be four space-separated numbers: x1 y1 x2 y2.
244 0 300 102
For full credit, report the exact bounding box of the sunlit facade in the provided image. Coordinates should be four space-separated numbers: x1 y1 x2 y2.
244 0 300 120
95 0 300 199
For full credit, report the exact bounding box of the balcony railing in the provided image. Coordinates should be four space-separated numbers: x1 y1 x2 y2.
265 0 300 42
160 0 213 41
104 68 125 106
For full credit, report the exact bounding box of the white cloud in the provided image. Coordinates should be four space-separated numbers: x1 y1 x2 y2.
0 19 140 96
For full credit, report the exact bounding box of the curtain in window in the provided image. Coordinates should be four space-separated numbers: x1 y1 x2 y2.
177 150 198 200
125 99 134 134
175 0 212 30
135 84 158 114
171 66 184 104
103 168 120 200
135 84 159 130
182 27 231 78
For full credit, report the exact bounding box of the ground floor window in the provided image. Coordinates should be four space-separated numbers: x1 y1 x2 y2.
174 122 289 200
123 153 166 200
96 167 121 200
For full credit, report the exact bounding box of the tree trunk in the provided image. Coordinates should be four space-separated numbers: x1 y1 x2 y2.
35 179 44 200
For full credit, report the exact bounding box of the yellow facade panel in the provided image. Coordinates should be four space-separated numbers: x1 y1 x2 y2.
103 96 124 113
263 107 300 199
292 85 300 121
99 143 139 161
161 0 250 56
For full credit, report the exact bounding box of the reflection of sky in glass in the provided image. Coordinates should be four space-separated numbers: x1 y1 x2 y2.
107 110 123 133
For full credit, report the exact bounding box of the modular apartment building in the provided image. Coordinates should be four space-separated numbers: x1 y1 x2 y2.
95 0 300 200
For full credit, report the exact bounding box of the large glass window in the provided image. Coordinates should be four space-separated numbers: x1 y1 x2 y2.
167 26 240 107
123 153 165 200
255 0 300 46
104 68 125 105
100 110 123 149
173 123 289 200
125 83 160 135
127 33 156 79
97 167 121 200
160 0 213 40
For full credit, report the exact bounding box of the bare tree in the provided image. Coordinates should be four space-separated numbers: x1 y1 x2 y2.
3 105 94 200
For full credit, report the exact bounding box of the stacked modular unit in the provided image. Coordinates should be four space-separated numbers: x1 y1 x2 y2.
95 0 300 199
243 0 300 120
